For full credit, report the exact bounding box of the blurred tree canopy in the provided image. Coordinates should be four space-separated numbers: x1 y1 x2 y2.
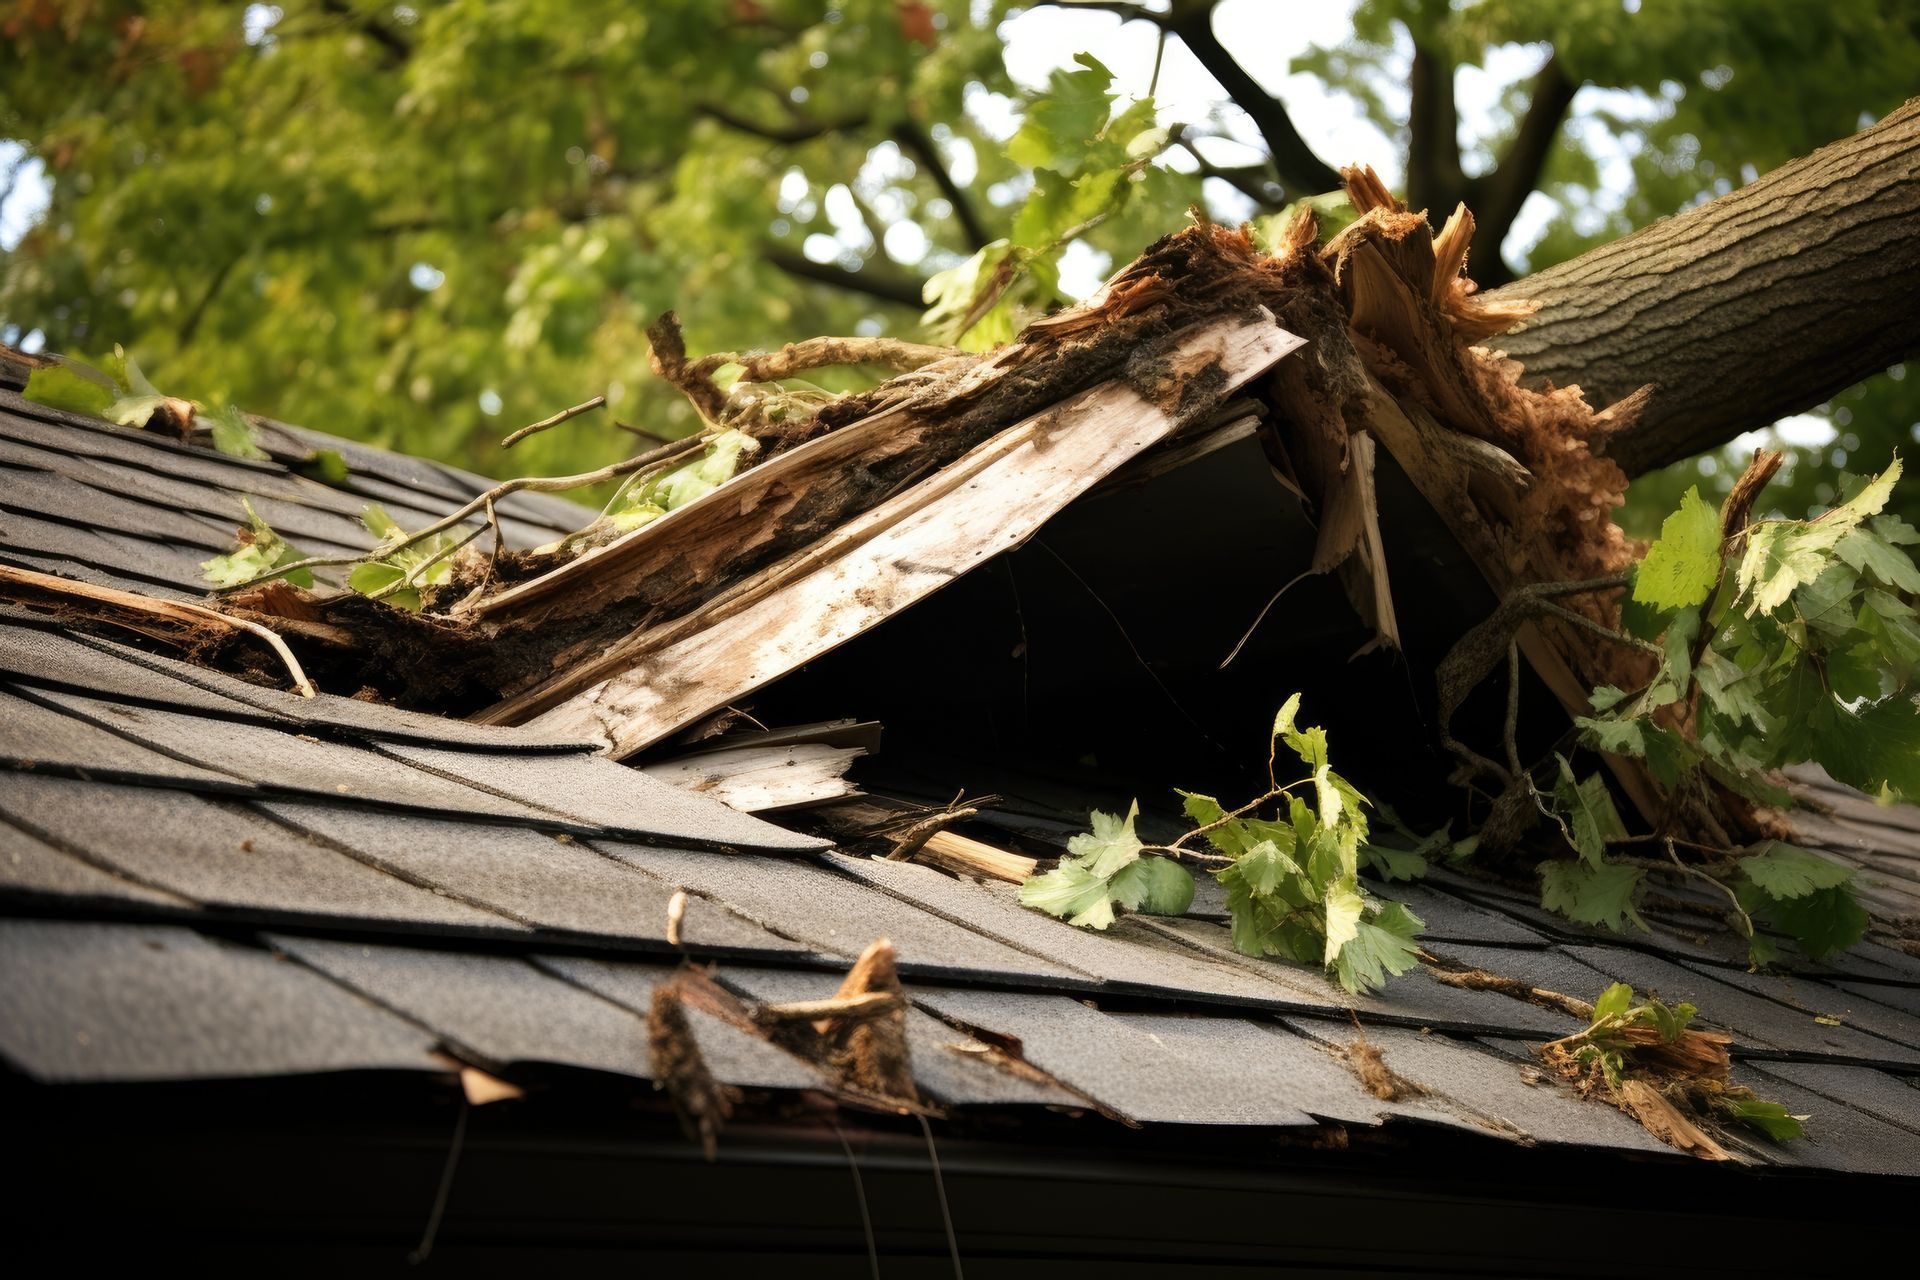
1 0 1915 519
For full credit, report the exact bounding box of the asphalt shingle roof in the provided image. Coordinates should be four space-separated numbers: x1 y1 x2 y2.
4 389 1920 1178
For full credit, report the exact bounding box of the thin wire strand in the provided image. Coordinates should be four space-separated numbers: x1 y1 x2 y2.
408 1097 469 1265
916 1112 964 1280
1220 568 1313 669
834 1124 882 1280
1036 540 1223 760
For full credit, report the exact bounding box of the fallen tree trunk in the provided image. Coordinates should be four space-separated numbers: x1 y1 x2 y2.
1488 96 1920 477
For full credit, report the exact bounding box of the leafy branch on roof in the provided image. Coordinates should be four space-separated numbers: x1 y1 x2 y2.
1020 695 1426 995
1444 449 1914 968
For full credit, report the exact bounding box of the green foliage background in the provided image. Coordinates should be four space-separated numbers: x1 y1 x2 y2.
1 0 1915 519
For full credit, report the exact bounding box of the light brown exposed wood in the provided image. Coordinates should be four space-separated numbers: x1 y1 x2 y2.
640 741 866 813
1490 97 1920 477
915 831 1039 884
516 314 1304 757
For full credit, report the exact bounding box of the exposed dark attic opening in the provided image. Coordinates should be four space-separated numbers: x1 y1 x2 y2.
742 423 1567 829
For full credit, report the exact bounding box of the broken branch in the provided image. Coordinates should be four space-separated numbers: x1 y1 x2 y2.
499 394 607 449
0 563 316 698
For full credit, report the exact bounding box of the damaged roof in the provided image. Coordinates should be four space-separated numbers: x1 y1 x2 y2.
3 387 1920 1185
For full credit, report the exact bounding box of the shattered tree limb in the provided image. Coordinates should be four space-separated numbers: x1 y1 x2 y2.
1489 95 1920 477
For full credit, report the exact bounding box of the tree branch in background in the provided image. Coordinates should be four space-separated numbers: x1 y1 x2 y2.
762 246 928 309
1464 56 1576 286
1160 3 1342 200
697 103 870 144
1177 133 1284 208
1405 34 1466 216
319 0 412 63
892 120 992 251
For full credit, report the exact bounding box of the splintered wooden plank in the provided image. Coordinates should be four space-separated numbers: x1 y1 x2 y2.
524 312 1304 758
640 742 867 813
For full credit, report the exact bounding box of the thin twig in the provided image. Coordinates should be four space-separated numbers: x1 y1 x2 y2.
499 394 606 449
887 806 979 861
1662 838 1754 941
215 435 707 591
365 523 487 602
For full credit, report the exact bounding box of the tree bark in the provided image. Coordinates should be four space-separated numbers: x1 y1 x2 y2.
1488 96 1920 477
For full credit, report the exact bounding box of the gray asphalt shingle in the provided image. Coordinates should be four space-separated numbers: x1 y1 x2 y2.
0 773 512 930
0 920 438 1081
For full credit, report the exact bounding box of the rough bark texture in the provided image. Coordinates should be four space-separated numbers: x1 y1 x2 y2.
1488 96 1920 477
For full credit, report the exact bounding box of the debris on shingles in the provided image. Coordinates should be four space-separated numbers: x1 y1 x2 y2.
648 976 739 1160
811 800 1039 884
1423 960 1597 1022
753 938 918 1105
1536 983 1807 1161
1341 1024 1425 1103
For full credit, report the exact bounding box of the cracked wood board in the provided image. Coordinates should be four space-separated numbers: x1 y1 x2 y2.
524 312 1305 757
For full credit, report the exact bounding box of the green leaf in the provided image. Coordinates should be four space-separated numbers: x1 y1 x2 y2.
348 560 419 608
1738 842 1855 900
1005 53 1115 177
22 360 116 417
1360 841 1429 882
1539 860 1647 932
1018 862 1117 930
209 403 267 461
1588 684 1631 712
1717 1097 1807 1142
1108 855 1194 916
199 498 312 590
1811 693 1920 803
1321 881 1365 967
1330 900 1425 995
921 239 1019 349
299 449 350 486
1738 456 1902 615
1836 526 1920 594
1065 801 1144 879
1634 485 1723 609
1551 756 1629 866
1737 880 1868 961
1236 837 1303 895
1592 981 1635 1022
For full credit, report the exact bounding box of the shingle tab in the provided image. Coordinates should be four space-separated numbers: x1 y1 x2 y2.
1730 1062 1920 1176
275 934 654 1077
1139 914 1575 1036
592 840 1081 984
43 622 597 751
0 774 511 930
32 688 552 820
0 815 189 906
381 741 829 852
0 686 244 787
1758 1061 1920 1137
1300 1026 1672 1152
826 852 1326 1010
913 988 1319 1126
0 920 438 1082
264 798 805 955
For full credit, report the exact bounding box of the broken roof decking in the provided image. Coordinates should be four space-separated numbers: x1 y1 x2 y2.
4 387 1920 1178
